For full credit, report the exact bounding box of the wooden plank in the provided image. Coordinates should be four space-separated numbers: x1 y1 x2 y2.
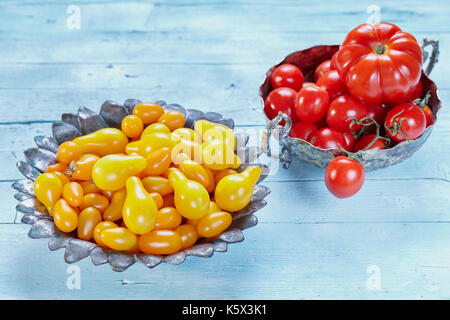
0 0 448 36
0 30 446 64
1 223 449 299
0 61 446 91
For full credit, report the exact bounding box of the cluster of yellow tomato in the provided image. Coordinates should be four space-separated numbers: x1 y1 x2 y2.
33 102 261 255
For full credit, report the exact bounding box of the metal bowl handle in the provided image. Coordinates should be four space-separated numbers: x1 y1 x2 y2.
260 112 292 168
422 38 439 76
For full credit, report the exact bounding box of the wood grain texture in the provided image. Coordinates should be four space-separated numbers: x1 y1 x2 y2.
0 0 449 299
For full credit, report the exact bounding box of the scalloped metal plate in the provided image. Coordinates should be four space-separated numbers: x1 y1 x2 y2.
14 99 270 272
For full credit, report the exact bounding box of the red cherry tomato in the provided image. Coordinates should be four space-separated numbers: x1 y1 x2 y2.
308 127 346 150
289 122 318 140
363 102 388 133
270 64 304 91
316 70 348 101
343 132 357 152
324 156 365 199
413 92 433 127
423 106 433 127
335 22 422 105
314 60 331 82
264 87 298 121
354 134 386 151
314 116 328 129
326 95 368 133
330 52 338 70
302 82 316 88
294 85 329 123
384 102 426 143
411 80 423 100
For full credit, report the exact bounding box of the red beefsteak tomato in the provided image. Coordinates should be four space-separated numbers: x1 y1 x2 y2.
335 22 422 105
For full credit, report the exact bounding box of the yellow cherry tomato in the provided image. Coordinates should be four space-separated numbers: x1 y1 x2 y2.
214 168 238 186
161 167 179 179
80 181 101 194
171 138 203 165
194 119 236 150
209 201 222 213
126 235 141 254
103 189 127 221
187 218 200 226
142 176 173 196
53 199 79 233
77 207 102 240
214 166 261 212
73 128 128 156
79 193 110 213
121 115 144 138
168 169 209 220
100 227 138 251
141 122 171 137
46 162 69 173
201 139 240 171
53 171 70 185
122 176 158 235
125 132 177 157
56 141 82 165
149 192 164 209
178 160 210 189
93 221 118 248
92 154 147 191
157 111 185 131
132 102 164 124
197 211 232 238
143 147 172 176
101 190 114 200
34 173 62 216
139 230 182 255
202 165 215 193
62 182 83 207
176 224 199 250
69 154 99 181
154 207 182 230
172 128 202 144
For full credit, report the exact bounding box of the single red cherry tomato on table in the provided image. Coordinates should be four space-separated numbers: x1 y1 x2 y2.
384 102 426 143
326 95 368 133
264 87 298 121
324 156 365 199
354 134 386 151
270 64 304 91
335 22 422 105
295 85 329 123
289 122 318 141
314 60 331 82
308 127 346 150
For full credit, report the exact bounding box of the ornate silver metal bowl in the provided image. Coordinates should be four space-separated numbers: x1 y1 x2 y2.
259 41 441 171
13 99 270 271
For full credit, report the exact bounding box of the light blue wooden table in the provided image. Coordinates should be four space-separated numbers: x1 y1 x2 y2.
1 0 449 299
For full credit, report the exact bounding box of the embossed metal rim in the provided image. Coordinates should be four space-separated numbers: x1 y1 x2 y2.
258 44 442 171
13 99 271 272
